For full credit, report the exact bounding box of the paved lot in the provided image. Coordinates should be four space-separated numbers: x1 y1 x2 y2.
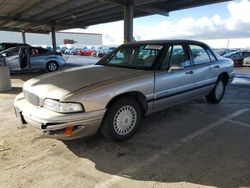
0 58 250 188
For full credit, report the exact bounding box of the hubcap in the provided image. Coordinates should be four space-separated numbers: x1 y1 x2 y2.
48 63 57 71
113 105 137 136
215 80 224 99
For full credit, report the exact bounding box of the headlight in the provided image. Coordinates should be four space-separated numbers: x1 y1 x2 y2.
44 99 84 113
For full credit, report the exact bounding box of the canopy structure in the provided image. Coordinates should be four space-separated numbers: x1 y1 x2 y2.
0 0 230 47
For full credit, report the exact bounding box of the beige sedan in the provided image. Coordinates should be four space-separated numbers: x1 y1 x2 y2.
14 40 234 141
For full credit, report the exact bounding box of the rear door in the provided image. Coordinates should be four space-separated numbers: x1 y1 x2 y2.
154 44 196 111
188 44 218 96
30 47 48 69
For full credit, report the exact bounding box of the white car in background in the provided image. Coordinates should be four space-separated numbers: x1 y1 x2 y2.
243 56 250 67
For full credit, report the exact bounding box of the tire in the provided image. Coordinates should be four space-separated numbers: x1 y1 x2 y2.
46 61 58 72
206 78 226 104
101 97 142 141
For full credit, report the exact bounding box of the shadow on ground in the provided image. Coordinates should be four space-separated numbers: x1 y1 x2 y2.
1 87 22 95
64 102 250 188
10 71 45 82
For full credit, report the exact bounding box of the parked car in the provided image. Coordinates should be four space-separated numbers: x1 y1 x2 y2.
78 47 94 56
223 51 250 66
64 48 73 55
14 40 234 141
0 42 29 52
98 47 116 57
59 47 68 54
70 48 81 55
0 46 66 72
243 56 250 67
92 47 102 57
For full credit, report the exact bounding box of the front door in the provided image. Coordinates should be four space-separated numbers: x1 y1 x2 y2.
5 48 20 71
18 47 30 70
154 44 196 111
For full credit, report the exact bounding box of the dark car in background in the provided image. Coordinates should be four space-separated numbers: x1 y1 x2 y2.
223 51 250 66
97 47 116 58
0 42 29 52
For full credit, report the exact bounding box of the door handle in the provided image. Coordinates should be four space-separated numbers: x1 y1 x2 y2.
185 70 194 74
213 65 220 68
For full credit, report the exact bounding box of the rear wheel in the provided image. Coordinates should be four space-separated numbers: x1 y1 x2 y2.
206 78 226 104
46 61 58 72
101 97 142 141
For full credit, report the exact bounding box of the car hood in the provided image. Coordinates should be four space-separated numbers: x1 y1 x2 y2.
23 65 147 100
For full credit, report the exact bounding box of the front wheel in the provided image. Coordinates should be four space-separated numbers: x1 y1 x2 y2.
206 78 226 104
101 97 142 141
46 61 58 72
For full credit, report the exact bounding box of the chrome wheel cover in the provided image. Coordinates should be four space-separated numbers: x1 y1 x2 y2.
215 80 224 99
48 62 57 71
113 105 137 136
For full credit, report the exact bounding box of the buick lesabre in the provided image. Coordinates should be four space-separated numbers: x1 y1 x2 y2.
14 40 234 141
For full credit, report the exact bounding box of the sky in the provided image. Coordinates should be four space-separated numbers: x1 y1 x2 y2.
65 0 250 48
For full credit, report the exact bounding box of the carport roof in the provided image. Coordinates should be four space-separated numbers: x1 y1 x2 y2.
0 0 230 33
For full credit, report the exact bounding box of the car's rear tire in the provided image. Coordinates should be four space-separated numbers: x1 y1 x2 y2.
206 78 226 104
101 97 142 141
46 61 58 72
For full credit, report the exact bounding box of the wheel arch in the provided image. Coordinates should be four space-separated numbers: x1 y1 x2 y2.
218 72 229 85
106 91 148 115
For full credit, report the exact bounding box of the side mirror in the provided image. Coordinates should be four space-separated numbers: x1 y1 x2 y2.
1 53 6 57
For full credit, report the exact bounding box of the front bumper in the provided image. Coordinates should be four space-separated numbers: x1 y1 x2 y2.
14 93 106 140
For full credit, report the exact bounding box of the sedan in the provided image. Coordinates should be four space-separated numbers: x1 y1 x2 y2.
0 46 66 72
223 51 250 66
14 40 234 141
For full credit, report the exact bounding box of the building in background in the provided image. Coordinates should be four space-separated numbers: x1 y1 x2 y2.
0 31 102 47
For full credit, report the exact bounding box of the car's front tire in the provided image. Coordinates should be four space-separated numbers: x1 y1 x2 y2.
101 97 142 141
46 61 58 72
206 77 226 104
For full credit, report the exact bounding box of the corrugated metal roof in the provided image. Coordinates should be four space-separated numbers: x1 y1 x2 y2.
0 0 230 33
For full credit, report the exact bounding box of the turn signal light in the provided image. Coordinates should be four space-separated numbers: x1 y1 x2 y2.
65 127 73 137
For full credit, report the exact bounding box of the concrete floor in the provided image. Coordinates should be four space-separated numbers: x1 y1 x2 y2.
0 58 250 188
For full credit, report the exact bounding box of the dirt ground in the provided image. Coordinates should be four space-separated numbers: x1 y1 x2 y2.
0 65 250 188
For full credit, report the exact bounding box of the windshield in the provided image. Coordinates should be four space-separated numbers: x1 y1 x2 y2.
0 44 4 51
97 44 162 69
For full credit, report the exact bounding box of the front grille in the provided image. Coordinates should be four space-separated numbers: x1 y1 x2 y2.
23 90 40 106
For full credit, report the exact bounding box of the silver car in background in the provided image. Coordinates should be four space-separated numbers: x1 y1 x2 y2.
0 46 66 72
14 40 234 141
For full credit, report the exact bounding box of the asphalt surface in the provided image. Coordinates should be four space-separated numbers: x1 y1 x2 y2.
0 56 250 188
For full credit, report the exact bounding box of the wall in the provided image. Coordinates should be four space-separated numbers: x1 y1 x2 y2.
0 31 102 46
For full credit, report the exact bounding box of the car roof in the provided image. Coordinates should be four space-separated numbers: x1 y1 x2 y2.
130 39 208 46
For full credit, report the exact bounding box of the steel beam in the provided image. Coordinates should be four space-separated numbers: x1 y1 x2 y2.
124 1 134 43
51 25 57 52
22 31 26 44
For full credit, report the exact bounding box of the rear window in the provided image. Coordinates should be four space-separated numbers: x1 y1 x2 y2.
189 45 211 65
